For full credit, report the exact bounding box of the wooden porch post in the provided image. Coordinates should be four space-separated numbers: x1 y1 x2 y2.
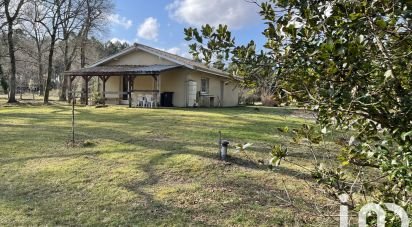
128 75 132 108
99 75 110 105
156 74 160 108
82 75 91 105
102 76 106 105
152 74 160 108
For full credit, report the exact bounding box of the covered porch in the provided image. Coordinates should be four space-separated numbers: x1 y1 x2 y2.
65 65 180 108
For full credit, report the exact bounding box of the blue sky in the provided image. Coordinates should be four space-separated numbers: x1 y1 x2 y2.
105 0 267 56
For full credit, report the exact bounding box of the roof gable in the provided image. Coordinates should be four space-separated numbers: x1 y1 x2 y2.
104 49 177 66
89 43 230 79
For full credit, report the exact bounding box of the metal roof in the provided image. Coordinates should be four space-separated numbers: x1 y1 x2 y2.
87 43 231 79
65 65 181 76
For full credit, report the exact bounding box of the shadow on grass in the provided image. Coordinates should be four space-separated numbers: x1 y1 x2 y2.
0 104 335 225
0 105 318 178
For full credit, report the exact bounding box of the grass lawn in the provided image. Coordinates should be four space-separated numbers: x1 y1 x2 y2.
0 99 338 226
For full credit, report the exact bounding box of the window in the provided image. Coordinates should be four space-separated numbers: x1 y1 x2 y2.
201 78 209 94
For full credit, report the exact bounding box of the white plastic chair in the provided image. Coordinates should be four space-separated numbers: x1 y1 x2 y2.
145 95 154 108
132 93 139 107
134 94 146 107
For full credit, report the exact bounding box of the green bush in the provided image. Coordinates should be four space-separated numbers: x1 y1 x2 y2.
0 77 8 94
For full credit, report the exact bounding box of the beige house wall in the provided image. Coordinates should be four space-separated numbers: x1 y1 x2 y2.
105 76 120 104
186 70 239 107
223 83 240 107
133 76 154 90
106 50 177 66
100 50 240 107
159 68 187 107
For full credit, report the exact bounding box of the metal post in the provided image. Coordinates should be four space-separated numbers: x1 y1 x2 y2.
68 76 74 104
218 131 222 156
221 140 229 161
72 89 75 147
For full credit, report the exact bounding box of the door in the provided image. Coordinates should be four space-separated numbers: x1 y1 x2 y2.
187 80 197 107
122 76 128 100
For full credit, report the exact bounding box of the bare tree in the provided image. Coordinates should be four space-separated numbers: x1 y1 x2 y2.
36 0 68 104
58 0 86 101
79 0 112 104
20 0 49 95
2 0 25 103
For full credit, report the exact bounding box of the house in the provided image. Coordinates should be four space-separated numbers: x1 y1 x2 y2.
65 43 240 107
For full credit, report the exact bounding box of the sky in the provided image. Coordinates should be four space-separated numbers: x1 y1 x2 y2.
105 0 267 57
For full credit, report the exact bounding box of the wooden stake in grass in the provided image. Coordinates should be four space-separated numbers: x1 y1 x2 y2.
72 90 75 147
218 131 222 156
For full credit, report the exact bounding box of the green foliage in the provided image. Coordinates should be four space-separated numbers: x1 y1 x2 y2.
0 65 8 94
91 91 103 105
312 165 346 191
182 0 411 221
259 0 412 218
289 124 323 145
184 25 286 106
277 126 288 133
184 24 235 69
270 144 288 167
103 40 130 57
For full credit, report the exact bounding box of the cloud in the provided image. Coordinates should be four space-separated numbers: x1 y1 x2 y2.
155 46 190 58
166 47 181 55
108 14 133 29
166 0 260 29
137 17 160 41
109 38 132 44
168 47 192 59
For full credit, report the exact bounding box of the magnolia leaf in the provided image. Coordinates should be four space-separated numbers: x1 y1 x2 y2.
401 131 412 141
274 158 282 166
277 126 289 133
349 13 362 21
375 19 387 29
357 34 365 44
270 157 282 167
341 160 350 166
349 136 356 146
384 69 394 79
367 152 375 158
242 143 253 150
235 143 253 152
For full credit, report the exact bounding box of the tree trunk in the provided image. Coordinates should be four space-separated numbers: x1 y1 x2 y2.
6 23 17 103
37 53 44 96
59 72 69 101
59 39 71 101
80 44 86 104
4 0 24 103
80 29 89 104
44 36 56 104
